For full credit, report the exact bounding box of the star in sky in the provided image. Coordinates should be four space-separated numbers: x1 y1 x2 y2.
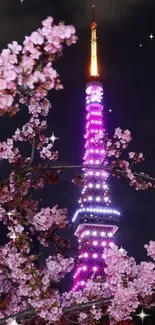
136 309 150 323
139 44 142 47
149 34 154 39
109 109 112 113
50 132 59 145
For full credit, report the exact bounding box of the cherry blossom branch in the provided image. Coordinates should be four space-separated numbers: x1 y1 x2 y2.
39 164 155 184
0 298 111 324
64 315 79 324
64 309 107 324
29 138 36 166
64 297 111 313
0 310 35 325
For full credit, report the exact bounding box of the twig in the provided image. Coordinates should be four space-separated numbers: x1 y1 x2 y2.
0 161 4 170
29 138 36 166
64 316 79 324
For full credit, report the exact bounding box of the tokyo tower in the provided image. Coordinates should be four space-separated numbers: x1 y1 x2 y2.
72 6 120 291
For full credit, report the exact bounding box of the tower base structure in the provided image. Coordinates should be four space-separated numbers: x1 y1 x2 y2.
72 209 120 291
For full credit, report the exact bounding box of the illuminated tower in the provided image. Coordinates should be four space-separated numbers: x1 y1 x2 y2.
72 6 120 291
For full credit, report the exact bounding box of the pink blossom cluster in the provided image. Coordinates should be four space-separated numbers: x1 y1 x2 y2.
0 16 76 172
32 205 68 232
7 224 24 241
0 245 31 316
13 118 47 142
0 17 76 116
107 128 132 157
78 307 103 323
0 206 5 221
42 254 74 284
72 175 84 187
13 115 59 160
29 290 63 323
108 283 139 323
137 261 155 297
0 239 154 324
28 98 51 117
40 143 58 160
0 19 77 322
103 244 155 323
62 244 154 324
0 182 15 204
104 128 152 190
128 151 144 162
27 255 74 322
111 159 152 190
63 278 109 307
0 245 74 322
114 127 132 143
145 241 155 261
62 278 109 323
0 139 20 163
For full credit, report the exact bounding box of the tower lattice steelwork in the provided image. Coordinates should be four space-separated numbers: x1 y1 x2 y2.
72 6 120 292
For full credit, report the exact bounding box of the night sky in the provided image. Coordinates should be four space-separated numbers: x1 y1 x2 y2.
0 0 155 295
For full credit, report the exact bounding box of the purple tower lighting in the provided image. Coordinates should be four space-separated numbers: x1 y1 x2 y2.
72 6 120 292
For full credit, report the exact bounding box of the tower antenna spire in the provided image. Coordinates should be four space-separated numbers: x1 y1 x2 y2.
92 4 95 21
90 4 99 77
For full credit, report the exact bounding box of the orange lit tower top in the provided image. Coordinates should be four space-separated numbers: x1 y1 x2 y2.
90 5 99 77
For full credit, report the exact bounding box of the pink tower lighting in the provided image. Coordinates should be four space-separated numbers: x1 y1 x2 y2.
72 6 120 291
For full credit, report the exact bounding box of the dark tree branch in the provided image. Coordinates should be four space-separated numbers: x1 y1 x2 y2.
38 164 155 184
64 297 111 313
0 310 35 325
64 316 79 324
0 298 111 324
29 138 36 166
1 163 154 191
